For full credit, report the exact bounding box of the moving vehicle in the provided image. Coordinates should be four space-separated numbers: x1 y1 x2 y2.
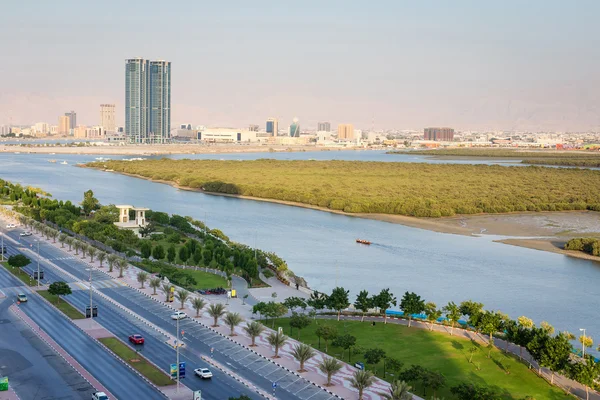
17 294 27 302
6 223 16 228
92 392 109 400
170 311 187 320
20 231 32 237
128 334 144 345
356 239 371 245
194 367 213 379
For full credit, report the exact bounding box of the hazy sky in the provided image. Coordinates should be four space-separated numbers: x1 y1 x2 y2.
1 1 598 131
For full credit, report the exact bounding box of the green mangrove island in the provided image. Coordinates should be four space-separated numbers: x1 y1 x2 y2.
86 159 600 218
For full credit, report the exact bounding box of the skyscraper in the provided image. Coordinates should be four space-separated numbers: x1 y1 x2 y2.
100 104 116 132
125 58 171 143
424 127 454 141
289 118 300 137
337 124 354 140
65 111 76 129
266 118 278 136
58 115 70 135
318 121 331 132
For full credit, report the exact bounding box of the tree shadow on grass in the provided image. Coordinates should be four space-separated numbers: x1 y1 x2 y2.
451 340 464 351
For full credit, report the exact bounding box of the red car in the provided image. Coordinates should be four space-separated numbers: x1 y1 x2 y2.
128 334 144 345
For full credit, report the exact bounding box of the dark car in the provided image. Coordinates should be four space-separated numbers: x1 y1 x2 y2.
128 334 144 345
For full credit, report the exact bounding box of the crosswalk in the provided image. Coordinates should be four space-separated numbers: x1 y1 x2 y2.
70 279 127 291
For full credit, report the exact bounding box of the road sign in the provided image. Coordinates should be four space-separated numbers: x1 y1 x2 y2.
170 363 177 379
0 377 7 391
193 390 202 400
179 362 186 379
272 382 278 388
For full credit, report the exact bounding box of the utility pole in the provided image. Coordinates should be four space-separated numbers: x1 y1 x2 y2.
36 240 40 288
1 232 4 262
89 267 93 326
176 316 180 393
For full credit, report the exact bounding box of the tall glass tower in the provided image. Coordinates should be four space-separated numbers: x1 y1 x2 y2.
125 58 171 143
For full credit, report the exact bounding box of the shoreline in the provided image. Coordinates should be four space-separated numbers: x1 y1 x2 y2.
82 165 600 239
496 238 600 263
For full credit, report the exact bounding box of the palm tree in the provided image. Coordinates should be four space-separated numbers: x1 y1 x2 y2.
88 246 97 262
161 283 174 302
80 243 87 259
73 241 80 255
58 234 67 248
149 277 161 295
65 237 74 251
292 343 316 372
117 258 128 278
191 298 206 318
243 321 265 346
175 289 190 309
318 357 343 386
207 303 227 327
348 370 376 400
267 331 287 358
224 312 243 336
107 254 118 273
379 380 412 400
97 252 106 268
49 230 58 243
137 271 149 289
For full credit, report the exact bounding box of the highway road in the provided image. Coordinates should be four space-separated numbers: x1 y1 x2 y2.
0 266 163 400
1 225 338 400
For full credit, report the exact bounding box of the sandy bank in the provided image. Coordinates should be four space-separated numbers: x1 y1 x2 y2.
497 238 600 263
0 143 362 156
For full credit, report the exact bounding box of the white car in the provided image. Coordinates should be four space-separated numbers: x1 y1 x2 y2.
6 224 16 229
170 311 187 320
194 368 213 379
19 231 32 237
92 392 109 400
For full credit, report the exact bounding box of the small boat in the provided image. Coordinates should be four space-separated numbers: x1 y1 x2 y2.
60 161 68 165
48 159 56 163
356 239 371 245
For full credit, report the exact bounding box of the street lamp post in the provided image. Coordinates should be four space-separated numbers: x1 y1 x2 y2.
86 268 93 327
1 232 4 262
580 328 586 358
176 316 180 393
31 240 40 288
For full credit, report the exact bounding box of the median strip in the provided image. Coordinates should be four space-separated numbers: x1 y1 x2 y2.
0 262 35 287
37 290 85 320
98 337 173 387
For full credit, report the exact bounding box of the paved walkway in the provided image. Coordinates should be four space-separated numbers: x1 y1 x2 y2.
9 304 115 398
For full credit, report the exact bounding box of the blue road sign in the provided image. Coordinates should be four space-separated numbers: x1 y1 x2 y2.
272 382 278 388
179 362 186 379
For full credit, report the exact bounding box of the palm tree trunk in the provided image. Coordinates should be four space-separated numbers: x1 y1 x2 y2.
358 388 363 400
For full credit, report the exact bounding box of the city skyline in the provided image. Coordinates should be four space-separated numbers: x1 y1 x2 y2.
1 1 599 131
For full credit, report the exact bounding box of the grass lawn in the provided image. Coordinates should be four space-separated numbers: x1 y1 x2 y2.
37 290 85 319
1 262 36 286
186 269 227 289
273 318 570 400
98 337 173 386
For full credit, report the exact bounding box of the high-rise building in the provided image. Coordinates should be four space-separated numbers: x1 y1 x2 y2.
65 111 76 130
58 116 70 135
424 127 454 141
289 118 300 137
266 118 278 136
318 121 331 132
337 123 354 140
74 125 87 139
148 60 171 142
34 122 49 134
100 104 116 132
125 58 171 143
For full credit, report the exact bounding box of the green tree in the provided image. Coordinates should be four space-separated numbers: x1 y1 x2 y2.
327 286 350 321
8 254 30 268
373 288 396 324
354 290 373 322
541 332 573 384
140 241 152 259
207 303 226 327
263 301 288 328
348 370 376 400
175 288 190 309
364 348 386 373
478 311 504 341
191 297 206 317
424 302 441 331
379 380 412 400
178 246 189 264
136 271 149 289
283 296 307 314
81 190 100 215
385 357 404 378
224 312 243 336
267 331 287 358
117 258 128 278
318 357 343 386
332 334 356 362
567 355 600 400
291 343 316 372
87 246 97 262
289 312 312 340
315 325 338 352
97 251 106 268
579 334 593 356
243 321 265 346
400 292 425 327
48 281 72 304
443 301 462 335
149 277 161 296
161 282 173 303
450 383 500 400
152 244 165 260
423 370 446 398
107 254 118 272
167 245 176 263
459 300 484 327
307 291 329 318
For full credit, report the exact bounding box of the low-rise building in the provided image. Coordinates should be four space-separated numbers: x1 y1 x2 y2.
199 128 257 143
